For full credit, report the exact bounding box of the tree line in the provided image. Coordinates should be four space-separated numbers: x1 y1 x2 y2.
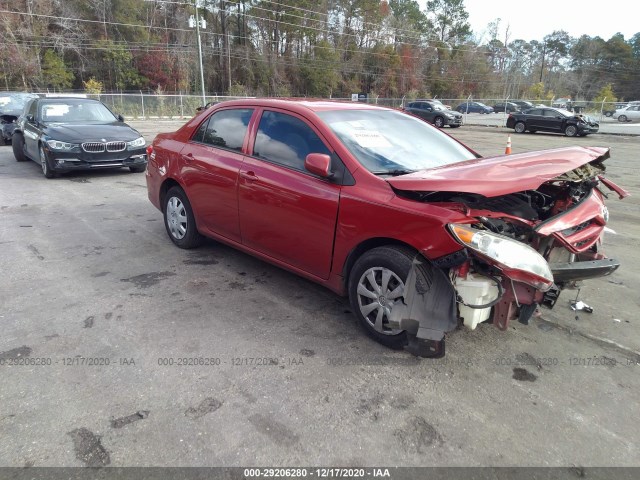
1 0 639 102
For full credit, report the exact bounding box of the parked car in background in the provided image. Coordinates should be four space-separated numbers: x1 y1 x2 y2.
506 107 599 137
552 98 572 109
603 103 628 117
404 100 463 128
146 98 625 357
0 92 38 146
492 102 520 113
455 102 494 114
12 97 147 178
511 100 534 111
613 105 640 122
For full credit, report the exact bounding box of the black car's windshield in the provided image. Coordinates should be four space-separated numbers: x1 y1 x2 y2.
431 104 446 111
317 109 476 175
0 93 36 113
39 100 117 124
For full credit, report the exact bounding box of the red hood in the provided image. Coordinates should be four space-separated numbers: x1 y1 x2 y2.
388 147 610 197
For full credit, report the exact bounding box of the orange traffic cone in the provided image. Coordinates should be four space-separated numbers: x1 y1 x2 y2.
505 135 512 155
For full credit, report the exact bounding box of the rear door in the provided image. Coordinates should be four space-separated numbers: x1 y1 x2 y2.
541 108 564 132
525 108 545 130
238 109 341 279
179 107 254 242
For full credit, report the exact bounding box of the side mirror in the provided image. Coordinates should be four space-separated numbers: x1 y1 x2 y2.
117 114 125 122
305 153 332 178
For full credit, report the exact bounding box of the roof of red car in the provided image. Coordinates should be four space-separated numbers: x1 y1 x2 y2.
214 98 388 113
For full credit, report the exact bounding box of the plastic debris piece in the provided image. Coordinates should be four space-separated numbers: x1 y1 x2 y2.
570 300 593 313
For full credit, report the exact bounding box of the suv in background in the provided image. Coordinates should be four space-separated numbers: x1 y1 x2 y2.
404 100 463 128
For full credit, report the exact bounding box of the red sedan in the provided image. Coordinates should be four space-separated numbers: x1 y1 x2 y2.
146 99 626 357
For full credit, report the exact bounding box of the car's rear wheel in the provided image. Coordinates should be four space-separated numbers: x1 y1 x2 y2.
12 133 27 161
348 245 426 349
618 115 628 122
565 125 578 137
433 116 444 128
129 165 146 173
163 186 204 249
40 145 56 178
605 111 613 117
514 121 526 133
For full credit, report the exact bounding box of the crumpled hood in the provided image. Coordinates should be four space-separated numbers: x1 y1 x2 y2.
388 147 610 197
42 122 141 143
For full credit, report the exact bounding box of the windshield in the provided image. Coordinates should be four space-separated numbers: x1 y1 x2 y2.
0 93 36 113
317 109 476 175
39 100 117 124
431 104 446 111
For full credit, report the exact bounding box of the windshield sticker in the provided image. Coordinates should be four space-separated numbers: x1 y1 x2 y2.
351 130 392 148
42 104 70 118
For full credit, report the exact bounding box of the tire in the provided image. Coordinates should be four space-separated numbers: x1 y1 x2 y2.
0 135 5 146
163 186 204 249
129 165 146 173
433 116 444 128
618 115 627 122
564 124 578 137
514 121 526 133
12 132 27 162
39 145 56 178
449 125 460 128
348 245 428 349
605 111 612 117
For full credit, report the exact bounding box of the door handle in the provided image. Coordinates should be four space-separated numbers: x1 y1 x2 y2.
182 152 193 161
240 171 258 181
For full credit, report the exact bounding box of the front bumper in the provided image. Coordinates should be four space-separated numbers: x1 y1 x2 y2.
578 124 599 134
444 116 463 126
47 147 148 171
550 258 620 283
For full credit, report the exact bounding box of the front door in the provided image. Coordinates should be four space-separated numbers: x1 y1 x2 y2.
238 109 341 280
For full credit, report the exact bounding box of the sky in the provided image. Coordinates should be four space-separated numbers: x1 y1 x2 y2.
463 0 639 43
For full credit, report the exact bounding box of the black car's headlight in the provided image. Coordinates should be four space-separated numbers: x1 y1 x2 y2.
46 140 79 151
127 137 146 149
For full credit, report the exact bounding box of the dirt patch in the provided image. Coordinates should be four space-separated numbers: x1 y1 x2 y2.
67 428 110 467
120 271 176 288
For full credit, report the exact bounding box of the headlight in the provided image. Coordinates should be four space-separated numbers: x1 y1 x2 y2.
449 224 553 291
46 140 78 150
127 137 146 149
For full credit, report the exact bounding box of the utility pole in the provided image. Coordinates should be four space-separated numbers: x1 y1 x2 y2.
189 0 207 105
539 43 546 83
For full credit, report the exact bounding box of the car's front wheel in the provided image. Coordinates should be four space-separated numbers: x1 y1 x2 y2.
618 115 628 122
565 125 578 137
348 245 426 349
163 186 204 249
514 121 526 133
12 133 27 162
433 116 444 128
40 145 56 178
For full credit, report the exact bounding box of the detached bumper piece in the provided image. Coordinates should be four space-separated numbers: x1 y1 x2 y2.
389 258 458 358
550 258 620 283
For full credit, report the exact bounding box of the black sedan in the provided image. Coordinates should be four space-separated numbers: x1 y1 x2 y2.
455 102 494 114
12 97 147 178
506 107 599 137
492 102 520 113
403 101 463 128
0 92 38 145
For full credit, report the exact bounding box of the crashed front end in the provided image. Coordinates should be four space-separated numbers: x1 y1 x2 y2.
389 147 628 356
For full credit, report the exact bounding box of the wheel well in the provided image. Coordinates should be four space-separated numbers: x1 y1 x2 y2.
159 178 182 211
342 237 419 286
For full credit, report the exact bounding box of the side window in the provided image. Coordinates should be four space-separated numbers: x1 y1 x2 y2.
28 100 37 118
193 108 253 151
543 109 558 117
528 109 542 116
253 111 331 171
407 102 416 108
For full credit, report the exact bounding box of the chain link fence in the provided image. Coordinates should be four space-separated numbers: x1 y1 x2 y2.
26 92 632 120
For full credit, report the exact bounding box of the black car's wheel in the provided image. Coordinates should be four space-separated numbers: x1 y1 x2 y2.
349 245 428 349
12 133 27 161
514 121 526 133
39 145 56 178
605 111 613 117
449 125 461 128
129 165 146 173
564 125 578 137
618 115 628 122
0 135 6 146
163 186 204 249
433 116 444 128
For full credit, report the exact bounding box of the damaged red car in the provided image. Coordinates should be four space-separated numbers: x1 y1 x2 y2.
146 99 627 357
